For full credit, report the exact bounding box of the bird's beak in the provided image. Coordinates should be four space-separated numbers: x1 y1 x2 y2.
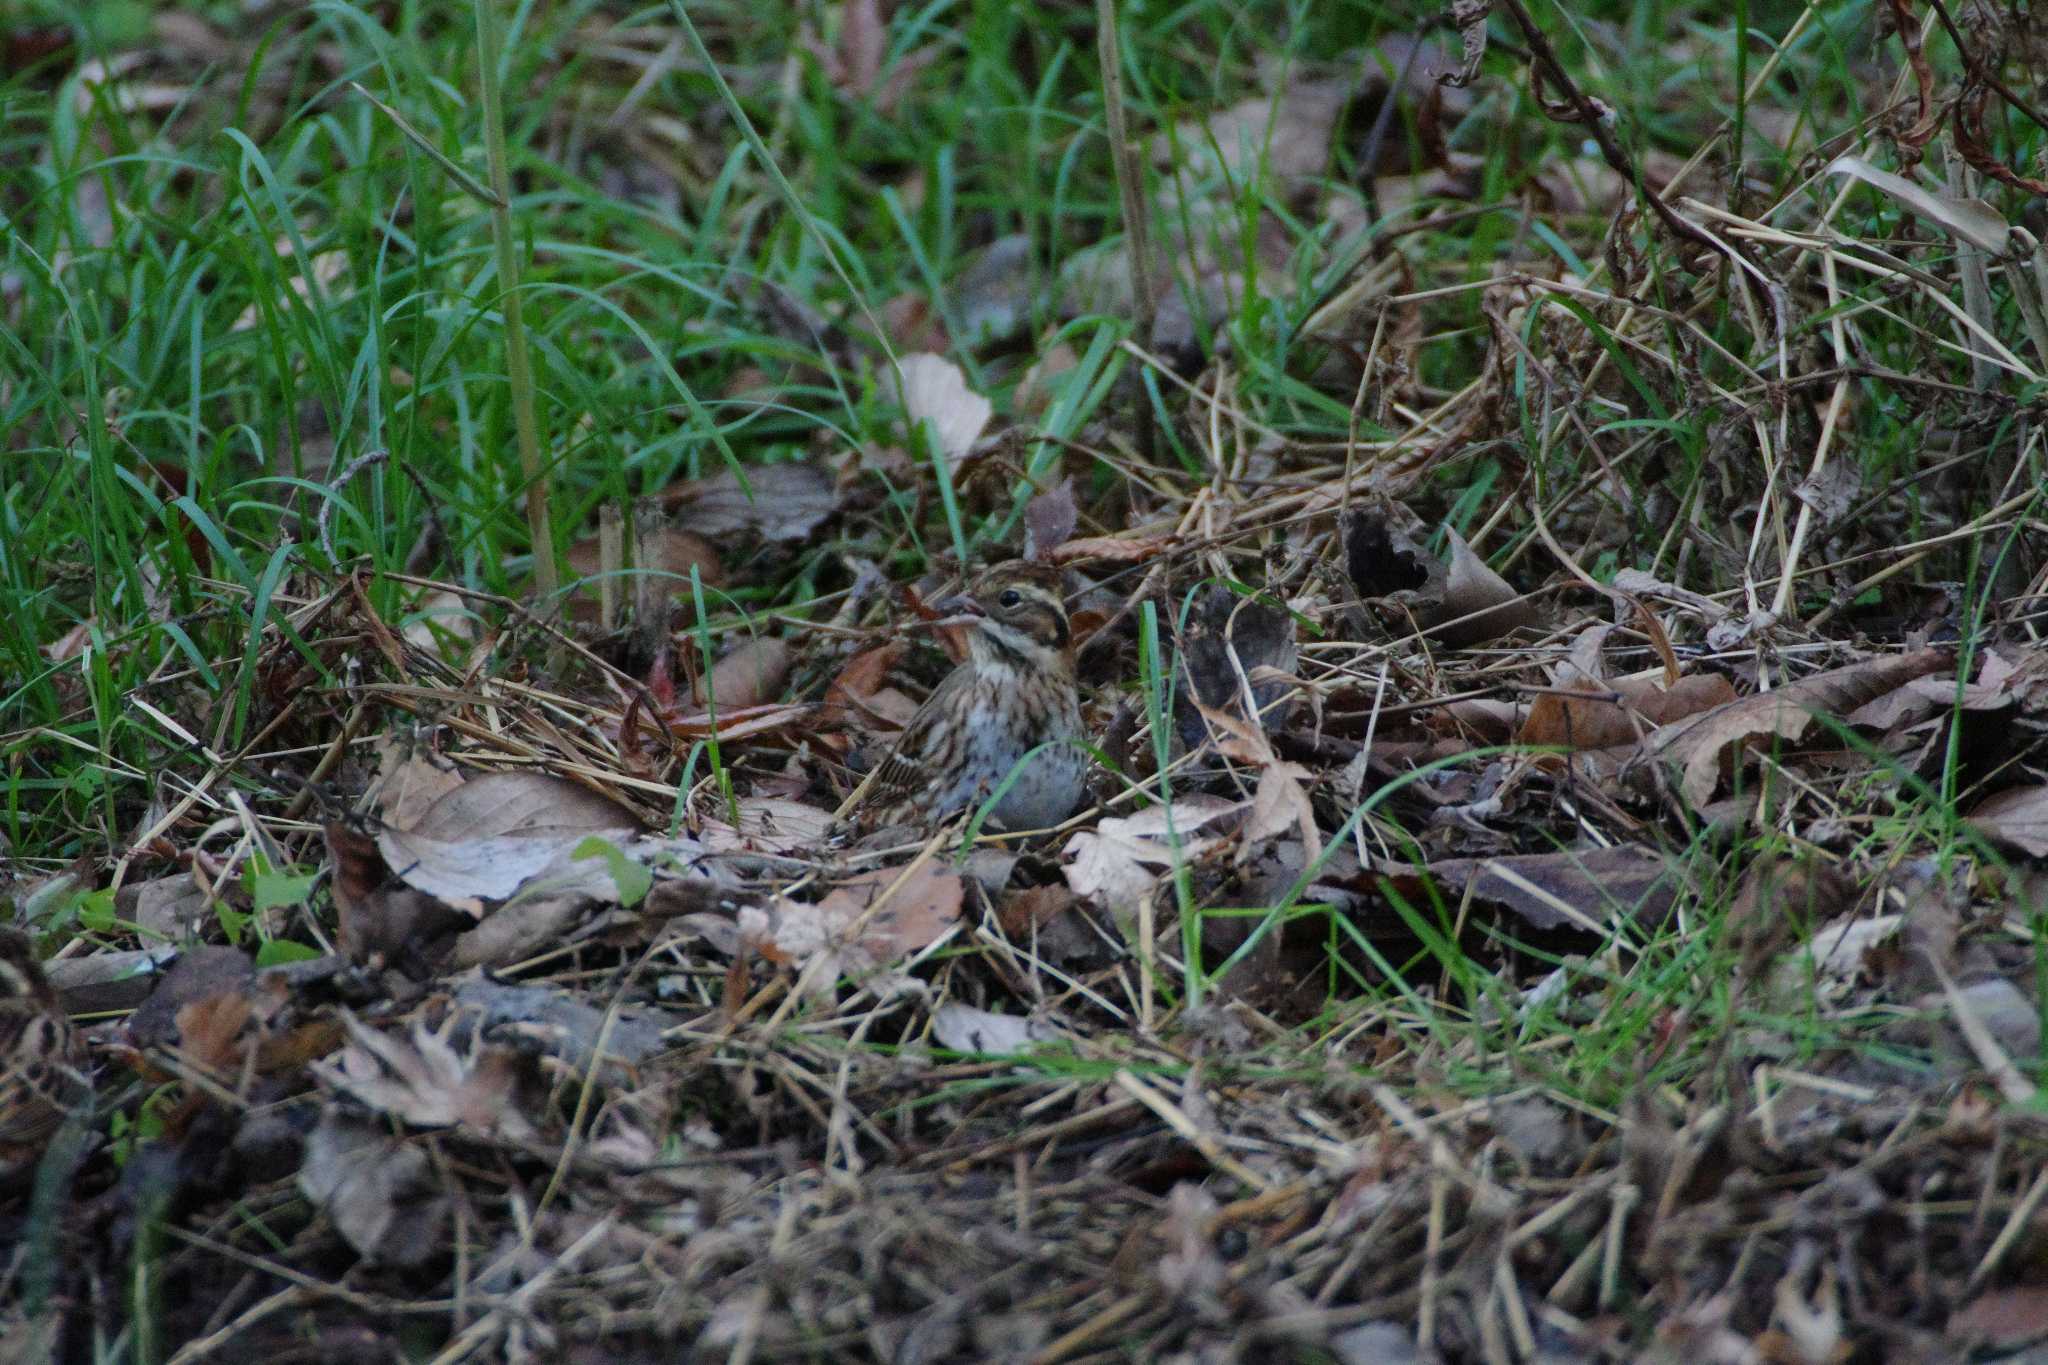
927 592 985 627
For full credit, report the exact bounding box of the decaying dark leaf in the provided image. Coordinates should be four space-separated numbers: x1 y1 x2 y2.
298 1108 450 1268
1342 500 1540 647
1176 586 1300 748
1380 845 1686 932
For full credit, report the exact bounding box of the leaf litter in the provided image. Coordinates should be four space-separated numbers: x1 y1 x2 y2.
10 5 2048 1362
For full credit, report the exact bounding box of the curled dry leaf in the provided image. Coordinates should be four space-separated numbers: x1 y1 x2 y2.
930 1002 1060 1057
1342 502 1539 647
1063 795 1244 915
1826 154 2013 254
1637 647 1954 807
890 352 991 465
1048 532 1177 567
314 1011 538 1141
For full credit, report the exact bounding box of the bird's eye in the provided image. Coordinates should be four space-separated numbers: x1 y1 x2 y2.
998 589 1023 608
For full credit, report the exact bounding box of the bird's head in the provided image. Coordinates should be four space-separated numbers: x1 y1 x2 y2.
939 561 1071 666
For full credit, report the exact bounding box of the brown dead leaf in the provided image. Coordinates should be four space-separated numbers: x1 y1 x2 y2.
366 737 468 832
662 461 839 543
1381 845 1686 932
565 525 725 622
43 618 93 662
173 993 255 1076
1520 673 1737 751
696 636 791 710
1638 648 1954 807
823 641 915 731
656 701 819 746
1950 1285 2048 1351
1968 786 2048 858
1048 533 1176 566
998 884 1077 938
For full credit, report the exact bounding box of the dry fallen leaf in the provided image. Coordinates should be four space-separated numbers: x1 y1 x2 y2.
735 861 964 983
663 461 839 543
1063 795 1244 915
700 797 836 855
298 1109 449 1268
1638 647 1955 806
1023 478 1078 561
930 1002 1060 1056
1380 845 1686 932
696 636 791 711
1968 786 2048 858
314 1011 538 1141
890 352 992 465
1047 533 1175 566
1519 672 1737 751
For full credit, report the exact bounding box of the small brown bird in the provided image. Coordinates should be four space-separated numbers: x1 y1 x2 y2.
852 561 1087 831
0 928 91 1181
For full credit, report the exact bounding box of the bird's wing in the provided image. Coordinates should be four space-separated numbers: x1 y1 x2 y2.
853 665 973 819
